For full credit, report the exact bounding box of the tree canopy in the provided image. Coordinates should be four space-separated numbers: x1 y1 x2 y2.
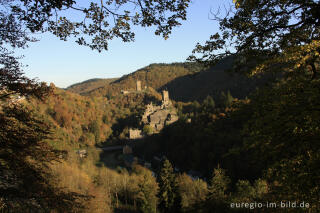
1 0 190 52
189 0 320 78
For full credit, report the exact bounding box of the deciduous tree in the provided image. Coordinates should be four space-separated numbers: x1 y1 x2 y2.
0 104 86 211
189 0 320 79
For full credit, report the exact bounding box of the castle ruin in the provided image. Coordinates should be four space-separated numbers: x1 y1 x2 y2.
128 90 178 139
162 90 169 107
141 90 178 132
136 80 142 91
120 80 142 95
129 128 143 139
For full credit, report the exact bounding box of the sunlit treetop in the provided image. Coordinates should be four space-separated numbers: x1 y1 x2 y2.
189 0 320 78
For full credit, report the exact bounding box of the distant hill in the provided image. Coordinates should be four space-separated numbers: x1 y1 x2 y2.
71 59 276 103
84 62 207 97
66 78 118 95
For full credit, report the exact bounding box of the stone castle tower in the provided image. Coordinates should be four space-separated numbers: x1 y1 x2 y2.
136 80 141 91
162 90 169 107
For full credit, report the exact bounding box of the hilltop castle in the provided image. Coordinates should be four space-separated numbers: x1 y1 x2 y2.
129 90 178 139
121 80 144 94
141 90 178 131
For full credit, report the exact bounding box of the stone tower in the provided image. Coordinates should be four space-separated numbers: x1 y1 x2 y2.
136 80 141 91
162 90 169 106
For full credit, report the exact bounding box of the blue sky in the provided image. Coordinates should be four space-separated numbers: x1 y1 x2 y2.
18 0 231 88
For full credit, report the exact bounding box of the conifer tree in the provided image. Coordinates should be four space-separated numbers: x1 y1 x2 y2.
89 120 100 144
204 166 231 212
137 174 158 213
226 90 234 107
157 159 177 212
208 166 230 201
203 95 215 112
192 100 201 112
219 91 227 107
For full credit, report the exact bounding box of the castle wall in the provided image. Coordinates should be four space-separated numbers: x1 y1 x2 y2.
129 129 143 139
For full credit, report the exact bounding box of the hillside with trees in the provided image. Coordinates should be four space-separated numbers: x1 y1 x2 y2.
27 85 164 148
1 0 319 212
159 56 278 102
1 84 164 211
83 62 206 97
66 78 119 95
77 58 276 104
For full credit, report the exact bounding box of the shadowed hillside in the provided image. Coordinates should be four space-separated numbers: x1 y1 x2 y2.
160 57 277 102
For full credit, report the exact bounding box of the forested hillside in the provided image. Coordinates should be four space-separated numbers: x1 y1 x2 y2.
84 62 206 97
77 58 276 104
135 71 320 211
2 0 319 212
27 85 163 148
66 78 118 95
13 57 316 212
160 57 278 102
1 85 164 212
